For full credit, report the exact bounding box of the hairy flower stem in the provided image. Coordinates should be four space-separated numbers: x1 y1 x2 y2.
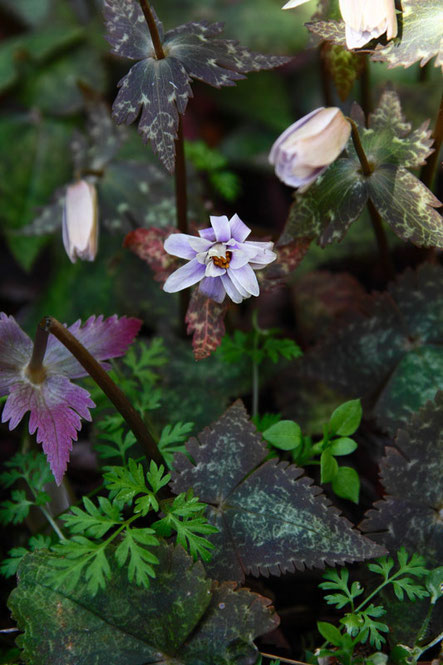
420 91 443 190
39 316 162 465
138 0 165 60
349 119 394 281
360 54 372 123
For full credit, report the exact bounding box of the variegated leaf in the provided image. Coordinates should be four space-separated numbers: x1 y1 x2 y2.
306 19 347 46
123 226 178 283
371 0 443 70
185 289 228 361
172 401 385 582
367 166 443 247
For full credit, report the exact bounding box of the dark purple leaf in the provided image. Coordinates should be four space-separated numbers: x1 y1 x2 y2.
172 401 384 582
361 392 443 567
123 226 179 283
260 238 311 291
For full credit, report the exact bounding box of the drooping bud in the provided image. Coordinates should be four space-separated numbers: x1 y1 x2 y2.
62 180 98 263
269 107 351 190
339 0 398 50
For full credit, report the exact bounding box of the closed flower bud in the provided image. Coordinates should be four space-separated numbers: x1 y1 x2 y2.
339 0 397 49
269 107 351 190
62 180 98 263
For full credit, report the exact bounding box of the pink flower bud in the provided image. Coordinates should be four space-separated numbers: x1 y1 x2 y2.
269 107 351 190
62 180 98 263
339 0 397 49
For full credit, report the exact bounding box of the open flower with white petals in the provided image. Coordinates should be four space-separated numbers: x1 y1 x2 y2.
163 215 277 304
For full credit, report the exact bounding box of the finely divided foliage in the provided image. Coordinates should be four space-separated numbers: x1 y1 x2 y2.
171 401 384 582
9 544 278 665
284 91 443 248
104 0 290 172
304 264 443 433
361 392 443 568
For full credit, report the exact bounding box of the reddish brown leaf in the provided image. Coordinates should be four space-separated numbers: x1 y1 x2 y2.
185 289 228 361
260 238 311 291
123 227 178 284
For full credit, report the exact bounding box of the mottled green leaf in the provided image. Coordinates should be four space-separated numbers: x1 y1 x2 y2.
9 544 277 665
304 263 443 433
361 392 443 568
172 401 384 582
105 0 289 171
306 19 347 46
282 158 367 247
367 166 443 247
323 43 364 101
371 0 443 70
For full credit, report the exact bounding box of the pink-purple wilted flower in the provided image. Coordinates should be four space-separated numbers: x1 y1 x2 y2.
163 215 277 304
0 314 141 485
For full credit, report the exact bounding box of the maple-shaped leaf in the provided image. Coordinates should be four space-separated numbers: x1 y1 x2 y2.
185 289 228 361
171 401 384 583
303 263 443 433
361 393 443 567
124 226 179 283
282 91 442 248
371 0 443 71
9 544 278 665
322 43 364 101
104 0 290 172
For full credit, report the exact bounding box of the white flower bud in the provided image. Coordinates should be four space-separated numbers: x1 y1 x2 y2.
62 180 98 263
269 107 351 190
339 0 398 49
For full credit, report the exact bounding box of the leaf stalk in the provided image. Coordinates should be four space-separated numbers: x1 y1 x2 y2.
138 0 165 60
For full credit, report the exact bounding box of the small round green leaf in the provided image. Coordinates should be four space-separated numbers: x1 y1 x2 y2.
329 400 362 436
331 467 360 504
320 450 339 484
317 621 342 646
329 437 358 456
263 420 302 451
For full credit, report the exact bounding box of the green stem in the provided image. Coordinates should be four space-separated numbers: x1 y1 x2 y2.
39 505 66 541
138 0 165 60
360 54 371 123
415 599 434 646
420 91 443 190
40 316 162 466
251 311 260 419
175 117 188 235
348 119 394 281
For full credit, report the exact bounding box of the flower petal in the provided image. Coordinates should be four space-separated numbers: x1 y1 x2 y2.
163 258 206 293
0 313 32 395
2 375 94 485
229 249 251 269
210 215 231 243
229 214 251 243
187 236 214 254
205 262 226 277
198 226 216 241
220 274 245 304
229 264 260 297
164 233 197 259
44 315 142 379
199 277 226 303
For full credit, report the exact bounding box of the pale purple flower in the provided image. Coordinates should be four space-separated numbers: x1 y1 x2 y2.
163 215 277 304
0 314 141 485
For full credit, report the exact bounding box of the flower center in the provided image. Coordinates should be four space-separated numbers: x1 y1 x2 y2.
24 364 47 385
212 251 232 269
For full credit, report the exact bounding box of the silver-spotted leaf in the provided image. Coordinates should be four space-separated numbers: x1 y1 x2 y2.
171 401 384 582
304 263 443 433
104 1 289 172
8 543 278 665
361 393 443 567
371 0 443 70
185 288 228 361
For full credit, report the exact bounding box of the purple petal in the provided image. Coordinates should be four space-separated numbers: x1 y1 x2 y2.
220 274 244 304
229 264 260 297
0 314 32 395
198 226 216 241
210 215 231 243
2 375 94 485
229 214 251 243
269 108 324 166
187 236 214 254
242 241 277 266
164 233 197 259
205 262 226 277
199 277 226 303
226 271 250 298
44 316 142 379
163 257 206 293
